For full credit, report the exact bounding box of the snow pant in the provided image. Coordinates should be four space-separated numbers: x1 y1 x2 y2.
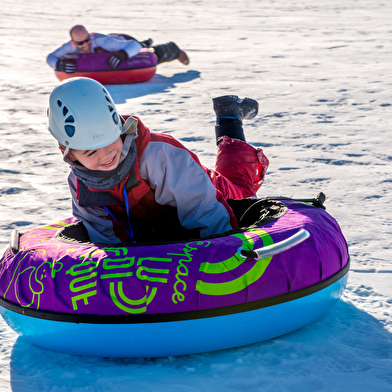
211 116 269 198
206 136 269 201
152 42 182 64
108 35 182 64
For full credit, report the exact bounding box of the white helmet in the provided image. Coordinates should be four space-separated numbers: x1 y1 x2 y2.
47 77 123 154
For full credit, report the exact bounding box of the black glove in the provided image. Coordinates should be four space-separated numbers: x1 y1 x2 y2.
107 50 128 69
56 59 77 73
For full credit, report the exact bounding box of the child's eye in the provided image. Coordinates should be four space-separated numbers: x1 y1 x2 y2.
87 150 96 157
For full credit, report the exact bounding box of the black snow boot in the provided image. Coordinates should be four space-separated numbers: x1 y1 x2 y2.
213 95 259 144
213 95 259 121
152 42 189 65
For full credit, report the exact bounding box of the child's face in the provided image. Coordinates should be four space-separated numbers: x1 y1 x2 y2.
69 137 123 171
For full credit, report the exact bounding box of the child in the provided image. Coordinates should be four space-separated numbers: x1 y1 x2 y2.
47 77 269 244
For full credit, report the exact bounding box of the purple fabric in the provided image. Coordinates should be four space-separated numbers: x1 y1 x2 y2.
0 201 349 316
64 51 157 72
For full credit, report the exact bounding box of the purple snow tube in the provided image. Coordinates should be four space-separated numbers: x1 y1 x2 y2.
0 197 349 317
55 50 157 85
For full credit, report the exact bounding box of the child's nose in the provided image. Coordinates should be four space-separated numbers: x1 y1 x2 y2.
100 147 112 159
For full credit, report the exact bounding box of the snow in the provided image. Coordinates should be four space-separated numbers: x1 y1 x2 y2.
0 0 392 390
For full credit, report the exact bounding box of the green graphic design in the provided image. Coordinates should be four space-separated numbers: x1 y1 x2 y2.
66 249 102 310
105 253 172 312
4 227 276 314
169 241 210 304
18 221 72 249
101 257 134 279
4 249 63 309
36 221 71 230
71 290 97 310
199 232 256 274
110 282 157 313
196 229 274 296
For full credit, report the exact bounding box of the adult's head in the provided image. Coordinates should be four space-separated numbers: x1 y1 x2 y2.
70 25 92 53
47 77 123 157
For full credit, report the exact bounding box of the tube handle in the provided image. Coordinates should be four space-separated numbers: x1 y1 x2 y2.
239 229 310 260
9 230 20 255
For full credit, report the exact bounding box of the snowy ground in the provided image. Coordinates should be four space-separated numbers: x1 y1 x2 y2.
0 0 392 390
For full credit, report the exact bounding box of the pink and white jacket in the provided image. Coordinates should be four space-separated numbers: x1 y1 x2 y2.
68 116 269 244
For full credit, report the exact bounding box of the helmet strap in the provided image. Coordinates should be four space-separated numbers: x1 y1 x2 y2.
122 116 138 136
63 145 70 158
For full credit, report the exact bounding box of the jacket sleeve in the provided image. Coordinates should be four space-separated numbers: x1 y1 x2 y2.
68 172 122 244
138 138 234 237
93 35 143 58
46 42 78 69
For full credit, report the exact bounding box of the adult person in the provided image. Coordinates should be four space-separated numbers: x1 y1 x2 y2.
46 25 189 73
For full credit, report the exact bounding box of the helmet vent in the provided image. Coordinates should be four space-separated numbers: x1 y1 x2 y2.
55 97 75 138
64 125 75 137
112 113 118 125
108 105 114 113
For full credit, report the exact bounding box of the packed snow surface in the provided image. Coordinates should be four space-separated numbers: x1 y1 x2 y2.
0 0 391 390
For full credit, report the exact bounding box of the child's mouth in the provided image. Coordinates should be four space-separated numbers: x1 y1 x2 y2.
102 156 116 167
